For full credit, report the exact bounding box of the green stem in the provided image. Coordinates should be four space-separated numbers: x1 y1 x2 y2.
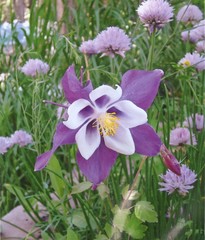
147 31 156 70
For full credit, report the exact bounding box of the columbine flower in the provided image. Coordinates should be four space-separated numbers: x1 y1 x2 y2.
183 114 204 131
21 59 50 77
94 27 131 58
0 137 12 154
178 52 205 71
169 128 197 146
10 130 33 147
176 5 203 24
160 144 181 175
79 40 97 56
136 0 174 33
159 164 197 195
196 40 205 53
35 65 163 187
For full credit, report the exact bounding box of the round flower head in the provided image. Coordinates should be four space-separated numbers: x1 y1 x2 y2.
183 19 205 43
178 52 205 71
10 130 33 147
196 40 205 53
159 164 197 196
183 114 204 131
0 137 12 154
136 0 174 33
169 127 197 146
176 5 203 24
79 39 97 56
21 58 50 77
94 27 131 58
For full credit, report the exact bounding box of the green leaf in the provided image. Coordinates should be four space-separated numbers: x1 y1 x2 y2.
69 210 87 229
112 205 130 232
94 234 109 240
124 214 148 239
134 201 158 223
71 181 92 194
46 155 65 198
67 229 79 240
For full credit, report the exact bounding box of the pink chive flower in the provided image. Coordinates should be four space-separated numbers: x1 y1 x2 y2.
176 5 203 24
183 114 204 131
136 0 174 33
196 40 205 53
178 52 205 71
169 128 197 146
159 164 197 196
35 65 163 187
94 27 131 58
21 59 50 77
0 137 12 154
181 20 205 43
10 130 33 147
79 40 97 56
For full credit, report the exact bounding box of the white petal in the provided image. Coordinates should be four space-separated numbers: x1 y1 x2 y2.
63 99 94 129
104 125 135 155
110 100 147 128
89 85 122 109
76 121 101 160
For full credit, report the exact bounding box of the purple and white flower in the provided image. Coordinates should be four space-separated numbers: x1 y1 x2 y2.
35 65 163 186
169 128 197 146
159 164 197 195
176 5 203 24
136 0 174 33
21 59 50 77
94 27 131 58
178 52 205 71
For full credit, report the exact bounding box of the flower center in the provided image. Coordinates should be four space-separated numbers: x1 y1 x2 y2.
183 60 191 66
94 112 119 136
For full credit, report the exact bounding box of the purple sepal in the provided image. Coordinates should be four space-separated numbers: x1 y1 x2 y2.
62 65 93 103
121 69 163 110
130 123 162 156
160 144 181 175
34 123 77 171
76 140 118 186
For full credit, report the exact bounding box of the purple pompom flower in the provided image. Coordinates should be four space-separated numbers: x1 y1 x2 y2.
196 40 205 53
79 39 97 56
21 59 50 77
183 114 204 131
94 27 131 58
176 5 203 24
10 130 33 147
182 20 205 43
178 52 205 71
35 65 163 187
136 0 174 33
0 137 12 154
169 128 197 146
159 164 197 196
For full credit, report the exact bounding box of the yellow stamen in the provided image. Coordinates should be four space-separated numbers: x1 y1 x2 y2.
93 112 119 136
183 60 191 66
